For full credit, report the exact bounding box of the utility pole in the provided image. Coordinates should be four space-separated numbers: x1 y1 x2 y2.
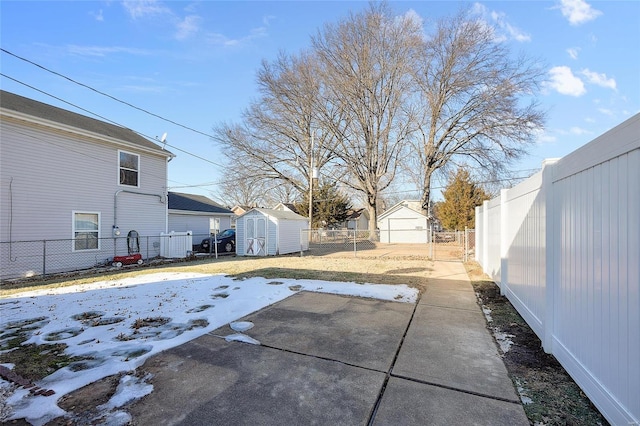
308 131 315 230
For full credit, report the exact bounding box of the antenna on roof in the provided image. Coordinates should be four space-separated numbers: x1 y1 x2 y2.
158 132 168 149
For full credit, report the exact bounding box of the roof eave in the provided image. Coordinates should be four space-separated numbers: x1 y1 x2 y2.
1 108 174 159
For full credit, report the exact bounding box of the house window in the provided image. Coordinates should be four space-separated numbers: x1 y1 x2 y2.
73 212 100 251
210 218 220 235
119 151 139 187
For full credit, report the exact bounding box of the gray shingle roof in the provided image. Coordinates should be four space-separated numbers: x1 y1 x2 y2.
0 90 172 156
168 192 233 214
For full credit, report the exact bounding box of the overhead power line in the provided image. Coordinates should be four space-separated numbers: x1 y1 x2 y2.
1 48 216 139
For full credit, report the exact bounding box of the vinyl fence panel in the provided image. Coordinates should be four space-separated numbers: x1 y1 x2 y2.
476 113 640 426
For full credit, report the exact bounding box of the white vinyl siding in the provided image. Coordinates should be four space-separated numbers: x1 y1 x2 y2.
72 211 100 251
118 150 140 187
1 118 169 278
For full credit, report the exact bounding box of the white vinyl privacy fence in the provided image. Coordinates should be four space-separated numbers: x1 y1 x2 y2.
475 114 639 425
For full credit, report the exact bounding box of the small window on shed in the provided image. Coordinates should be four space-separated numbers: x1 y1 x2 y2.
119 150 139 187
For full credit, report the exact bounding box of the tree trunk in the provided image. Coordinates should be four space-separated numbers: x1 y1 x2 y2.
421 169 434 215
367 202 378 241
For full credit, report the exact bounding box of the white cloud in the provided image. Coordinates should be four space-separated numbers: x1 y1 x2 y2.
558 0 602 25
66 45 153 57
472 3 531 42
534 128 557 143
122 0 170 19
90 9 104 22
175 15 201 40
399 9 423 28
570 126 591 135
206 25 268 48
581 69 617 90
566 47 580 60
598 108 614 116
548 66 586 96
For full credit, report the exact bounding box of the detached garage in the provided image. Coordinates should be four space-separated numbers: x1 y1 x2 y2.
236 208 309 256
378 200 429 244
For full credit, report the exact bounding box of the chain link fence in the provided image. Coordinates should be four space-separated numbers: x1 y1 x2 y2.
300 228 475 261
1 233 205 283
301 229 378 256
2 229 476 282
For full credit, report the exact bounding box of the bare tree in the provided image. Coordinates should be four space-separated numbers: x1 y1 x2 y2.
410 10 546 211
311 3 423 235
210 172 267 208
213 51 340 207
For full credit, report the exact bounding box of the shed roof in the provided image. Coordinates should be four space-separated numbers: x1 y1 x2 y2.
168 192 233 214
241 208 309 221
0 90 173 157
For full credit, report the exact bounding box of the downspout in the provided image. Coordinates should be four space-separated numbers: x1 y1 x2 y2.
113 189 165 236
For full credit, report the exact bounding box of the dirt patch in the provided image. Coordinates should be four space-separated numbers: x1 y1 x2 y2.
466 262 608 426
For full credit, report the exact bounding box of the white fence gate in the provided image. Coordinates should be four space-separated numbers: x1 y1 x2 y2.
159 231 193 258
475 114 639 426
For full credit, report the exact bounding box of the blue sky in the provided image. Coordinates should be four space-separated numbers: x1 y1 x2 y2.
1 0 638 203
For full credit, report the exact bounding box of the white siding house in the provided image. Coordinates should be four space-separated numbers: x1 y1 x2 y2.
236 208 309 256
342 208 369 230
168 192 234 238
377 200 429 244
0 90 173 279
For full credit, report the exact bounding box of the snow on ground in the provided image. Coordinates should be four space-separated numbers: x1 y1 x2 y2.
0 272 417 425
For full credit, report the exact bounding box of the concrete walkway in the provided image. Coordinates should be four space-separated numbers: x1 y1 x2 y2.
127 261 528 425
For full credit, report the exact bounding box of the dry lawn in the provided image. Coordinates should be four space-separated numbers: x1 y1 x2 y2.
0 253 434 297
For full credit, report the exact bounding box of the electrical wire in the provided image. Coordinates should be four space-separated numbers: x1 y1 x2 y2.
1 48 216 139
1 73 225 168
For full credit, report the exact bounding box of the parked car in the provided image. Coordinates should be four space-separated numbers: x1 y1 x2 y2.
200 229 236 254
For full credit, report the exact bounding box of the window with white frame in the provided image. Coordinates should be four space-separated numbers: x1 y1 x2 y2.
73 212 100 251
119 150 139 187
210 218 220 235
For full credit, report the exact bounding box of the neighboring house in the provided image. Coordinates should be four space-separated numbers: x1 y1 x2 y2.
168 192 234 238
340 208 369 231
230 205 253 229
0 90 174 279
235 208 309 256
377 200 429 244
273 202 301 214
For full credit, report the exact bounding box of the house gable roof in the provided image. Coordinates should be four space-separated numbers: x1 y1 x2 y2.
0 90 172 157
346 208 369 220
273 202 301 214
168 192 233 214
378 200 427 221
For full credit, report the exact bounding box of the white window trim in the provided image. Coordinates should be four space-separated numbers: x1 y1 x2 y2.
118 149 140 188
72 211 101 252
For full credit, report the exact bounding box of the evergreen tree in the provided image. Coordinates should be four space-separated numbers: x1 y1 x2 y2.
438 169 490 230
296 181 352 228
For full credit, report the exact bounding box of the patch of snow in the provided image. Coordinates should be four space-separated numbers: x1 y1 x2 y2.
0 272 417 423
230 321 254 332
515 378 534 405
224 333 261 345
98 374 153 410
100 410 132 426
482 306 493 322
493 327 515 353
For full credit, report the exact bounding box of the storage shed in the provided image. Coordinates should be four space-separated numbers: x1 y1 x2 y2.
236 208 309 256
377 200 429 244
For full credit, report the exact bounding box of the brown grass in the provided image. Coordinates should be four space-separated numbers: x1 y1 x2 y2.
1 254 435 298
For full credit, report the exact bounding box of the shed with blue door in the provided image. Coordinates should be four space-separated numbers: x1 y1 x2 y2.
236 208 309 256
